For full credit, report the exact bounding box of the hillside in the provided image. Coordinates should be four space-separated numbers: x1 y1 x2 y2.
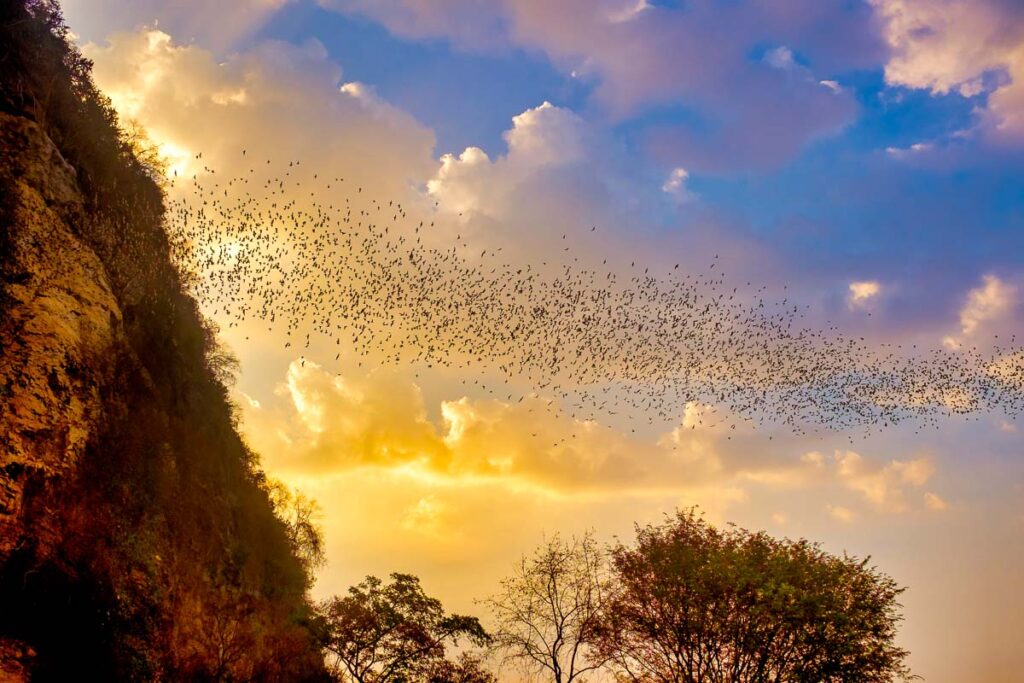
0 1 328 679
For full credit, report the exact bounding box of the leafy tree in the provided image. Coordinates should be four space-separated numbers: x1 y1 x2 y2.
596 509 913 683
483 532 610 683
320 573 490 683
425 653 496 683
267 479 326 576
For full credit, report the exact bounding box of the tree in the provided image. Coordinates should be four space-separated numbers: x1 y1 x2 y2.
425 653 496 683
483 532 610 683
320 573 490 683
596 509 913 683
267 479 326 576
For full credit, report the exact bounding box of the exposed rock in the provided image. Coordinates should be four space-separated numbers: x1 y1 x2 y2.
0 112 125 563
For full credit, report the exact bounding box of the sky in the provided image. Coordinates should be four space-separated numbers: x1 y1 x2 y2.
61 0 1024 680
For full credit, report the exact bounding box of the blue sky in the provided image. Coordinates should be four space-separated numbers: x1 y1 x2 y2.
258 2 588 155
236 0 1024 320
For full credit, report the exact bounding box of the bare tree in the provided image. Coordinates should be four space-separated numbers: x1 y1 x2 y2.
483 532 610 683
267 480 326 575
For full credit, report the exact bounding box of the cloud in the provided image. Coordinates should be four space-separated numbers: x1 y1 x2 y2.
833 450 934 513
241 359 948 528
661 167 694 203
924 491 949 511
764 45 800 71
426 101 587 215
871 0 1024 142
943 274 1018 348
848 280 882 309
322 0 875 169
826 504 855 522
605 0 651 25
885 141 934 158
63 0 292 51
782 449 943 517
419 100 767 286
246 360 825 502
420 99 699 273
401 495 454 538
83 29 437 199
959 274 1017 336
243 359 743 495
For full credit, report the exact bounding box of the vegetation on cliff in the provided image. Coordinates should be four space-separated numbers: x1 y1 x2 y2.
0 1 328 678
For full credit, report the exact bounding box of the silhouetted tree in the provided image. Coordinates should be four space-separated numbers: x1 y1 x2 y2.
595 509 913 683
267 480 326 576
484 532 610 683
426 653 496 683
320 573 490 683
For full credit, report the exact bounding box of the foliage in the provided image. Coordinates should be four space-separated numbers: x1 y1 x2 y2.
484 532 610 683
425 653 496 683
0 1 166 201
0 1 328 678
267 479 327 576
320 573 491 683
595 509 914 683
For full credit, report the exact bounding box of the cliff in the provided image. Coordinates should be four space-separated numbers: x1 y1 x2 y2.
0 2 328 679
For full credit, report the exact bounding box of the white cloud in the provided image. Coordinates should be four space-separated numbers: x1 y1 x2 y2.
605 0 651 25
323 0 866 167
924 491 949 511
427 101 587 216
960 274 1016 336
885 141 934 158
801 450 826 468
871 0 1024 141
848 280 881 309
764 46 799 71
505 101 587 165
944 274 1018 348
985 350 1024 393
661 167 694 202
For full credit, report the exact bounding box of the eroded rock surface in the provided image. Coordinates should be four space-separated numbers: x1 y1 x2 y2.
0 113 126 562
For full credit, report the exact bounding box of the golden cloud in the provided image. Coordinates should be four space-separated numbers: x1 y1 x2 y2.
84 29 437 199
240 359 946 524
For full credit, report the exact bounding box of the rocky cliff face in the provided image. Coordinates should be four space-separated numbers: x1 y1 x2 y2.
0 3 328 680
0 112 125 566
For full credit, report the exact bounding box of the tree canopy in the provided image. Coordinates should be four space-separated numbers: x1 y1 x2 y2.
595 509 913 683
320 573 491 683
315 510 913 683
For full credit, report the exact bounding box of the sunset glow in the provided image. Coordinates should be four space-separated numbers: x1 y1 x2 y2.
53 1 1024 680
